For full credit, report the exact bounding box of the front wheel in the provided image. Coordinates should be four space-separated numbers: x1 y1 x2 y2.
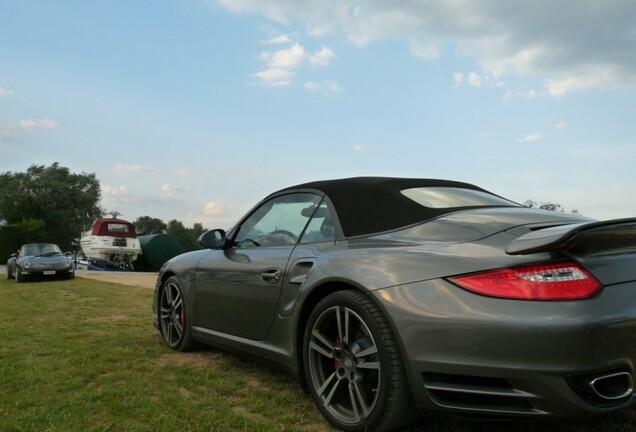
158 276 197 351
303 290 413 432
15 267 25 283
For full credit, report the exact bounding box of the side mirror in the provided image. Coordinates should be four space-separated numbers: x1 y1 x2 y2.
199 229 227 249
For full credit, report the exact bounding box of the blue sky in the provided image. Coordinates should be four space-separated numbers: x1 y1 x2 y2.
1 0 635 228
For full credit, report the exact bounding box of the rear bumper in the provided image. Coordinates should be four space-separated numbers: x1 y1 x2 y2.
375 279 636 418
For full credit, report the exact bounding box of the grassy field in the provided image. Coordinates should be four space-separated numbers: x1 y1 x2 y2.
0 277 634 432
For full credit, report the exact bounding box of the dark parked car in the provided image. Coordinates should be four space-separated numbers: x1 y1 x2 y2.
6 243 75 282
152 177 636 431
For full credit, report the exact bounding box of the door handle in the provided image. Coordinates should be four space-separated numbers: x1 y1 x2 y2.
261 268 281 283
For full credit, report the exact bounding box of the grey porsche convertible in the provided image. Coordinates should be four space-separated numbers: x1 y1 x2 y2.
152 177 636 431
7 242 75 282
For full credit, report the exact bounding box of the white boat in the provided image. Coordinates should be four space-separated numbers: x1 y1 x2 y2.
79 217 142 269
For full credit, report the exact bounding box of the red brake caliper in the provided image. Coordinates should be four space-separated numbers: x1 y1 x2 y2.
334 337 342 369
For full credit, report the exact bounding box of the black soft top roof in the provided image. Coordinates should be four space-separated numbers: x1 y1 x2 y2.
280 177 506 237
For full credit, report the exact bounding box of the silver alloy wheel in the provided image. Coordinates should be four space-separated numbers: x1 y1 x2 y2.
159 281 184 348
307 305 381 427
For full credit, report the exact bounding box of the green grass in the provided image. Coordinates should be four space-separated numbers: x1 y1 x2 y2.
0 277 634 432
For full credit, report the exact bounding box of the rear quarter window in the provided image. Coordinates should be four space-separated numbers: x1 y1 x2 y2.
401 187 519 209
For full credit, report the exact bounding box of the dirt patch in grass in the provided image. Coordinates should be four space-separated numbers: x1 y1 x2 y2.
76 270 157 288
153 351 226 368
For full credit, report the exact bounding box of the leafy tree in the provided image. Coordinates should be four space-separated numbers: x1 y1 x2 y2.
0 219 47 260
166 219 204 252
167 220 193 252
523 199 580 214
0 163 102 252
191 222 205 242
133 216 167 235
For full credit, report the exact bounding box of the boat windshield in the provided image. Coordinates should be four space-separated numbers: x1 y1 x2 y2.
107 223 131 233
91 219 138 238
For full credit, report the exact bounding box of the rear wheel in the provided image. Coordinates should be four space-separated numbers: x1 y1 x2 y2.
158 276 196 351
303 290 413 431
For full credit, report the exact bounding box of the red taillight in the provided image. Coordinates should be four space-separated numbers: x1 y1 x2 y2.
448 261 602 300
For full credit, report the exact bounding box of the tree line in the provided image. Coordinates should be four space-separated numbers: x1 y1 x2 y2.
0 163 204 260
522 199 579 214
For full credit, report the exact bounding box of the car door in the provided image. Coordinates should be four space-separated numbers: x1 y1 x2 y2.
194 192 322 341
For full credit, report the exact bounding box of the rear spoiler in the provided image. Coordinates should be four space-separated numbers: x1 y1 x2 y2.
506 218 636 256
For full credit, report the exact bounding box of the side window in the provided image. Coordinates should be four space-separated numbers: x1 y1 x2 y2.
299 201 337 244
234 193 321 248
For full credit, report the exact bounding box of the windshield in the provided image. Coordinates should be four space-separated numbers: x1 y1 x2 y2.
20 243 63 256
401 187 519 209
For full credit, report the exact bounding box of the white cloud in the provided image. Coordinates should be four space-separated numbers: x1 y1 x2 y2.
452 72 463 88
102 185 127 196
452 70 508 90
262 34 291 44
254 42 336 86
501 88 541 101
203 201 224 216
467 72 482 87
554 120 568 130
19 118 58 130
309 46 334 67
410 40 439 60
180 201 230 228
218 1 636 95
304 80 341 94
255 43 306 86
161 183 189 196
185 207 237 229
0 117 58 140
352 144 367 152
101 185 138 208
254 67 295 86
518 133 543 143
480 132 498 140
0 86 12 97
113 163 157 174
544 68 617 97
523 89 539 99
259 43 305 68
502 89 513 102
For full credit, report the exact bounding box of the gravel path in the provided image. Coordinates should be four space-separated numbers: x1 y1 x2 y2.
1 265 157 289
75 270 157 288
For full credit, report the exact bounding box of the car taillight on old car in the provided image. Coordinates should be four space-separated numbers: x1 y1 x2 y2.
448 261 602 300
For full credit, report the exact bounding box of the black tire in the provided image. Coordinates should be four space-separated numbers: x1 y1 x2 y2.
158 276 197 351
303 290 413 432
15 267 25 283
